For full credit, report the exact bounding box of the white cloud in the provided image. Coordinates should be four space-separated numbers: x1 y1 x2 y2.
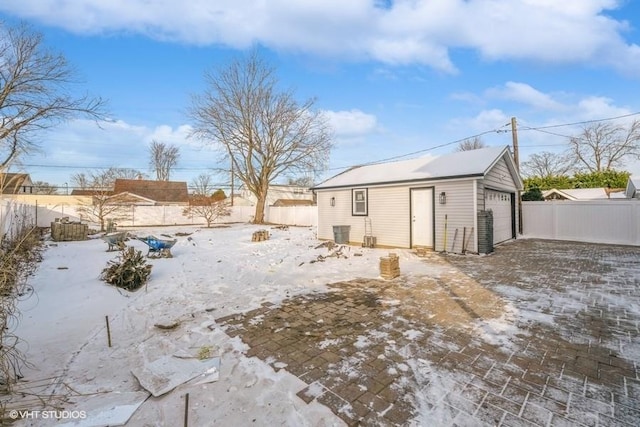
323 109 378 137
487 82 565 111
462 109 511 132
1 0 638 73
574 96 632 120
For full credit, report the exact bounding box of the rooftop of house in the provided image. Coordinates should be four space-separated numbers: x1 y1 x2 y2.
543 187 627 200
1 173 32 194
313 145 519 189
113 179 189 203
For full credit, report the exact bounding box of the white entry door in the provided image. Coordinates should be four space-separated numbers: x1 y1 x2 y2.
411 188 433 248
485 189 513 244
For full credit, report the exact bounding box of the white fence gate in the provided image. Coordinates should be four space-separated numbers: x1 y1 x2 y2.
522 200 640 246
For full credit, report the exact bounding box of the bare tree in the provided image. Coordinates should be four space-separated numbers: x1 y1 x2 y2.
0 22 106 167
189 52 332 223
288 175 315 187
568 120 640 172
190 172 216 196
71 167 143 191
32 180 57 194
73 169 134 231
183 195 230 227
70 172 90 190
456 137 486 152
521 151 575 178
149 140 180 181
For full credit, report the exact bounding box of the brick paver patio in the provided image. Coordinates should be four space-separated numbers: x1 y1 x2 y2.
217 239 640 426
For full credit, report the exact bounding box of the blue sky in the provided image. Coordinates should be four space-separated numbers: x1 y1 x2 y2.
1 0 640 190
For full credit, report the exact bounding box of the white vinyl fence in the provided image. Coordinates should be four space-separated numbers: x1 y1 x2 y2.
0 199 318 230
0 200 36 240
522 200 640 246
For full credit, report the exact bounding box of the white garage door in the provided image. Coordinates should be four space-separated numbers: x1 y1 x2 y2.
485 190 513 244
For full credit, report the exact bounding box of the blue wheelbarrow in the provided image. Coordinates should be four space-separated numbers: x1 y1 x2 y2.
137 236 177 258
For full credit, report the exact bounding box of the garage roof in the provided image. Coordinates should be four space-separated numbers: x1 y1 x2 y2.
313 145 522 190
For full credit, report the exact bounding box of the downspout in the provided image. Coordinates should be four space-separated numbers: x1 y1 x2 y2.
473 179 478 253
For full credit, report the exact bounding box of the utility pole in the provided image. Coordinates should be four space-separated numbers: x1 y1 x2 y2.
511 117 520 172
511 116 522 235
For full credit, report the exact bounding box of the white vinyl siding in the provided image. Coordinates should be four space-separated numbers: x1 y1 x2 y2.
433 179 476 253
317 185 410 247
317 190 353 241
484 157 518 192
369 185 411 247
484 155 519 242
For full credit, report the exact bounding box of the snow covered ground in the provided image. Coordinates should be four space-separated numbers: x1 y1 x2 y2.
11 224 438 426
8 225 640 426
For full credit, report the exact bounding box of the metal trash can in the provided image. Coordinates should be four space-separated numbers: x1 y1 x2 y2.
332 225 351 244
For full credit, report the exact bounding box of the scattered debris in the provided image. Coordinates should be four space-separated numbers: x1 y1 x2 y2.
131 355 221 397
309 245 349 263
414 246 429 257
271 225 289 231
175 232 193 237
314 241 336 251
154 321 181 330
251 230 270 242
197 345 214 360
57 266 69 270
57 391 150 427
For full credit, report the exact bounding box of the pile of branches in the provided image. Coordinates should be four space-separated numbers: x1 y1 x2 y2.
101 247 152 291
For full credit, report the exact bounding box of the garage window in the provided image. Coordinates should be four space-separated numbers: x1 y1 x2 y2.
352 188 368 216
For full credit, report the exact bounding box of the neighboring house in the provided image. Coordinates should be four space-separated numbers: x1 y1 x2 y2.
312 145 523 254
625 177 639 199
1 173 34 194
113 179 189 205
240 184 314 206
228 194 254 207
542 188 627 201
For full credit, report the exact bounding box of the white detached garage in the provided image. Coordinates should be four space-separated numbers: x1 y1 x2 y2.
312 146 523 254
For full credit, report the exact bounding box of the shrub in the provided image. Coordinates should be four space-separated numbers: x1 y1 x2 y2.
0 221 42 391
100 247 152 291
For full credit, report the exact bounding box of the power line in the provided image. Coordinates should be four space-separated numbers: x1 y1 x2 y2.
519 111 640 131
21 164 220 171
19 111 640 182
330 125 512 171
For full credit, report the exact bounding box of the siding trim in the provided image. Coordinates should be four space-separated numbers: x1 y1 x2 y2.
313 173 484 191
473 179 478 253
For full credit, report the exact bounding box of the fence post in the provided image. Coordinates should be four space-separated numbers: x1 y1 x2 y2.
634 202 640 246
552 201 558 240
